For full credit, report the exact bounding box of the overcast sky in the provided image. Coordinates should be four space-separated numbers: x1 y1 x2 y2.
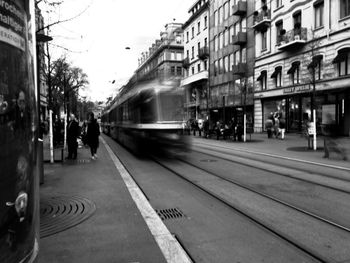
42 0 194 101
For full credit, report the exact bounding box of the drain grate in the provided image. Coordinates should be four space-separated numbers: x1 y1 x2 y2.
156 208 185 220
40 195 96 238
200 159 217 162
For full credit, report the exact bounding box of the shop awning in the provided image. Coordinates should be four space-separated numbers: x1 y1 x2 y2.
256 70 267 81
287 61 300 74
332 48 350 64
271 66 282 78
307 55 323 69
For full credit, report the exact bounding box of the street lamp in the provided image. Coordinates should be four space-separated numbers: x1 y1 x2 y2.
36 32 53 181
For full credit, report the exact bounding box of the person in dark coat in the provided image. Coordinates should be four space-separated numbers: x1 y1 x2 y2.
67 113 79 159
86 112 100 160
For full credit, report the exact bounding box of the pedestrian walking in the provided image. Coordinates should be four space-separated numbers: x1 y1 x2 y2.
265 113 274 138
278 116 286 140
230 117 237 141
86 112 100 160
67 113 79 159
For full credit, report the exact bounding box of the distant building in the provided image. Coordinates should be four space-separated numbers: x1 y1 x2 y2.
253 0 350 136
209 0 255 126
136 22 184 83
181 0 209 121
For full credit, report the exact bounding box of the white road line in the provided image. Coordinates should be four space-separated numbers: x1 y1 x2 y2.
194 141 350 172
101 137 192 263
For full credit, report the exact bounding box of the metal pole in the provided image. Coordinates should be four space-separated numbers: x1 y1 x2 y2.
313 108 317 150
49 109 54 163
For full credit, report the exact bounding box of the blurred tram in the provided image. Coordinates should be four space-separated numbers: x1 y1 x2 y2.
0 1 40 262
102 80 190 155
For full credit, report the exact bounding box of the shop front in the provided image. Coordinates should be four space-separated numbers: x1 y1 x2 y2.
260 87 350 136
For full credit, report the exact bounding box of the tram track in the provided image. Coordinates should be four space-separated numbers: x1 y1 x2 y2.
151 155 350 263
192 143 350 194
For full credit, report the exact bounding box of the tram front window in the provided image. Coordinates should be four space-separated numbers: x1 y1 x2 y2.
159 92 184 122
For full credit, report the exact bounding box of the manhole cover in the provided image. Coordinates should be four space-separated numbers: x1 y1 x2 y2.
156 208 185 220
40 195 96 238
200 159 217 162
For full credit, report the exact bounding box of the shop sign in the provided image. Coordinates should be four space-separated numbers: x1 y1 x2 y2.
283 85 311 94
0 0 26 51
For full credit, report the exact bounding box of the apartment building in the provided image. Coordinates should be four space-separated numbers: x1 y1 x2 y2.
136 22 184 83
209 0 255 127
181 0 210 120
254 0 350 136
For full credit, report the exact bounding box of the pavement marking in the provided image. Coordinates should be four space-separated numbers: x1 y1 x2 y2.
101 137 192 263
195 141 350 172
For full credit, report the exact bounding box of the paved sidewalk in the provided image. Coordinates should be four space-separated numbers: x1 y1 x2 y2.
39 140 166 263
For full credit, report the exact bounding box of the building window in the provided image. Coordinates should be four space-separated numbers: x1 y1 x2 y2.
271 66 282 87
224 1 229 20
276 20 283 44
197 21 201 34
219 6 223 23
229 26 234 44
214 10 218 26
191 46 194 59
214 60 218 76
315 61 322 80
220 33 224 49
204 37 208 47
262 30 267 50
293 10 302 28
198 42 200 55
214 36 218 51
177 66 182 76
223 56 228 73
224 29 229 46
276 0 282 9
234 50 240 65
229 53 234 70
338 53 350 76
257 71 267 90
192 27 195 38
197 63 201 72
204 60 208 70
314 1 324 28
340 0 350 19
171 66 176 75
287 61 300 85
186 31 189 42
192 66 195 75
204 16 208 28
218 58 223 74
186 50 189 59
241 48 246 63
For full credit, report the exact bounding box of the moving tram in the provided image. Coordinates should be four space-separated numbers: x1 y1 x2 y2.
0 1 40 262
102 79 190 155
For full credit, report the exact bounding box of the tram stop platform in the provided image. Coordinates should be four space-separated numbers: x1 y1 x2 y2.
39 137 170 263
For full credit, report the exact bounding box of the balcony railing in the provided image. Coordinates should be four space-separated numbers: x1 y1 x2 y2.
232 1 247 16
232 63 247 76
232 32 247 46
182 57 190 69
277 27 307 50
252 9 271 31
198 46 209 60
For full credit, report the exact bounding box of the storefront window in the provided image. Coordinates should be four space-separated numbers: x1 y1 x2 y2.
263 99 286 130
288 97 300 131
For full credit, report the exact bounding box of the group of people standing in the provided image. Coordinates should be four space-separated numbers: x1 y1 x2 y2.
66 112 100 160
265 112 286 139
